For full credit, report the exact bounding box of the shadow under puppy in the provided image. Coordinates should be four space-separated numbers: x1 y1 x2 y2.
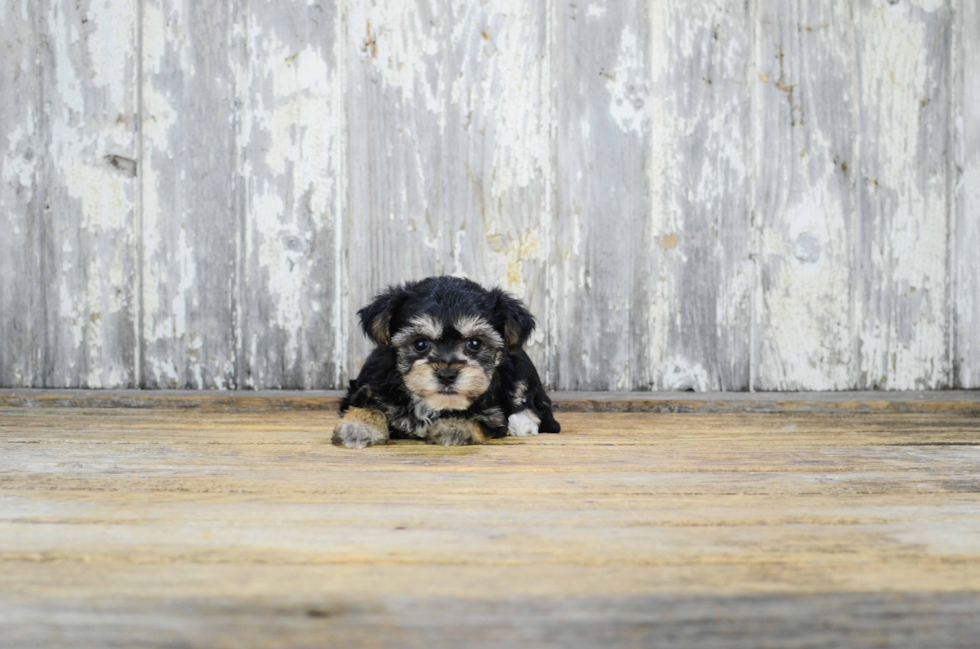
334 277 560 448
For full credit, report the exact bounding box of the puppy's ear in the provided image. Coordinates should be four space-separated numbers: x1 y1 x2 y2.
358 283 414 346
492 288 536 350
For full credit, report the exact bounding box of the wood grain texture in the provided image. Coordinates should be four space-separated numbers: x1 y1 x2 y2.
241 0 344 389
37 0 140 388
854 0 952 389
754 0 857 390
440 0 552 375
345 0 551 378
2 388 979 414
1 0 977 391
646 0 753 391
0 0 39 387
2 407 980 646
551 0 649 390
140 0 241 388
2 591 978 649
954 0 979 388
344 0 446 375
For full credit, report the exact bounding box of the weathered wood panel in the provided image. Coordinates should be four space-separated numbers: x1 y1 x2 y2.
854 0 952 389
36 0 140 388
241 0 344 389
754 1 858 390
0 1 39 387
1 0 976 391
2 407 980 646
440 0 552 375
954 0 980 388
645 0 753 391
140 0 241 388
3 591 978 649
344 0 451 375
551 0 649 390
345 0 551 378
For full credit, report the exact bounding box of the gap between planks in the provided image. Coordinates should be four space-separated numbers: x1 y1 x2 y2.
0 390 977 414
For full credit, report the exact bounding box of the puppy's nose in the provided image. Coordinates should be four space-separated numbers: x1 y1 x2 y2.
435 368 459 386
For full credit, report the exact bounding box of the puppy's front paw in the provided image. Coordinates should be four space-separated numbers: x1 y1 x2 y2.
332 408 389 449
507 410 540 437
426 419 485 446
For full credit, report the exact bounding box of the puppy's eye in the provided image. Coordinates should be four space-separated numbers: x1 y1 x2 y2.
413 339 430 352
465 338 482 352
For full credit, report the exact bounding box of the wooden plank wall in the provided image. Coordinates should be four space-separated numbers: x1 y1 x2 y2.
955 0 980 388
0 0 976 391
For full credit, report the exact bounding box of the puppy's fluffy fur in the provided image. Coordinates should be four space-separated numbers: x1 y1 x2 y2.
333 277 560 447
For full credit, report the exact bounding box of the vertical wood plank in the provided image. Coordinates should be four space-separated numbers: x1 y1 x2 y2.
345 0 448 374
37 0 139 387
954 0 980 388
442 0 551 374
551 0 650 390
643 0 753 391
345 0 550 379
854 0 952 389
0 0 40 387
241 0 344 389
754 1 858 390
141 0 241 388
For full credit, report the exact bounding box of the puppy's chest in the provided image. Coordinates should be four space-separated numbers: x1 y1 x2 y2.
379 396 507 438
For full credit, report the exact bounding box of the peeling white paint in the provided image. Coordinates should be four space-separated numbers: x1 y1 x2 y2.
662 362 710 392
39 0 139 388
758 116 853 391
0 0 38 387
352 0 445 118
140 61 178 339
855 0 950 389
61 159 130 231
606 25 649 135
448 0 548 199
246 22 335 368
586 4 606 19
2 0 975 391
3 124 34 187
169 222 197 340
86 0 136 107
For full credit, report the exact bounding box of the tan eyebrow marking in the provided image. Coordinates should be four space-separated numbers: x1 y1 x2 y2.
454 315 503 347
391 314 443 346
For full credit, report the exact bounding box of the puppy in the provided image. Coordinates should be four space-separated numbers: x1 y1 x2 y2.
333 277 560 448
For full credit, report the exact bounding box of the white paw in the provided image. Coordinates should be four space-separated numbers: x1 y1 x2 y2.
507 410 540 437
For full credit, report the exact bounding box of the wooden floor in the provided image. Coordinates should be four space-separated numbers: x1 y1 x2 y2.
2 397 980 647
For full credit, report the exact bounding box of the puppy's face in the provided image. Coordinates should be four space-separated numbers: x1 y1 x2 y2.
391 312 503 410
357 277 536 412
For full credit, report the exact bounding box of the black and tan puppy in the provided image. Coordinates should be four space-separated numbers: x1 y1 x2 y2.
333 277 560 447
